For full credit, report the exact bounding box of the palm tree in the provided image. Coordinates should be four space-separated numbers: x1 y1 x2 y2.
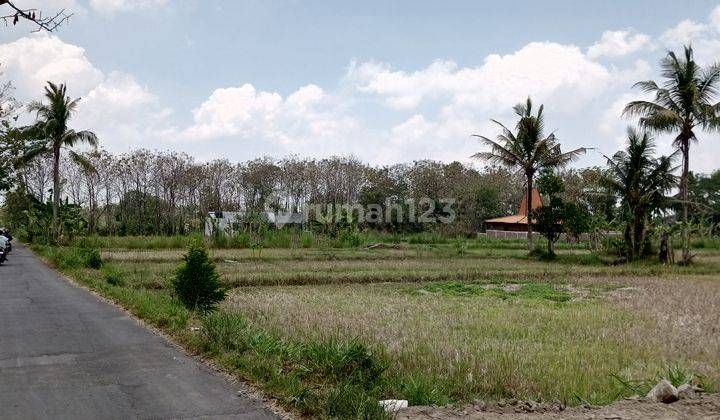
623 45 720 262
599 127 678 259
472 98 586 251
22 82 98 237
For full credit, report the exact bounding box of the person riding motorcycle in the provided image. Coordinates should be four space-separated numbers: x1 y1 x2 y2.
0 231 8 265
0 228 11 253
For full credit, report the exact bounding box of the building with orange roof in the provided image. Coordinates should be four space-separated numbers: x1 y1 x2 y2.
484 189 543 232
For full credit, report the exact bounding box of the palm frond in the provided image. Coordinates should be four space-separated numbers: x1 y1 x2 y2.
68 150 97 174
15 145 51 167
632 80 660 93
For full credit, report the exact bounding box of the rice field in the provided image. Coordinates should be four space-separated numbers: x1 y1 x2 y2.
39 236 720 416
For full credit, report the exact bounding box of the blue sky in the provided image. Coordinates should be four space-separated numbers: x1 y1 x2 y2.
2 0 720 172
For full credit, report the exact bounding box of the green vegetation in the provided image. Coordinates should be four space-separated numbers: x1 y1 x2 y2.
22 82 99 241
598 128 677 260
31 234 720 417
623 45 720 263
472 97 587 251
173 239 227 311
4 43 720 419
417 281 573 302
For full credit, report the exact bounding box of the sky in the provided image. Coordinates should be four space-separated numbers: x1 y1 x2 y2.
2 0 720 172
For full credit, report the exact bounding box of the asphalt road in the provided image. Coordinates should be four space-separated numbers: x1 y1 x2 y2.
0 244 278 420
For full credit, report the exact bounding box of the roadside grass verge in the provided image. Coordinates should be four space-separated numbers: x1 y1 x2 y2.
30 245 397 418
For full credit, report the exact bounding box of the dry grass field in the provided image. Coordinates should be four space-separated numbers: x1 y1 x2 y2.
38 237 720 417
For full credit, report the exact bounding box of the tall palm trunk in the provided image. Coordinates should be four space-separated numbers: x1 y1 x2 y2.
680 139 690 262
52 141 61 237
526 172 534 252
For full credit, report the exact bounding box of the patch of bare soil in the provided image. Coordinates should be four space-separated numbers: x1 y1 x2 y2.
396 394 720 419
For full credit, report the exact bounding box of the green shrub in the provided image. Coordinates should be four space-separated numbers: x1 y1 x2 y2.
300 231 315 248
338 230 362 247
324 382 390 419
230 232 253 248
103 267 125 286
201 312 248 351
46 246 103 270
173 239 227 311
396 374 450 406
304 340 389 390
83 248 103 269
211 232 229 248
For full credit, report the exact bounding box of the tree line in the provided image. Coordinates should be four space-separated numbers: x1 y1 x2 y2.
4 147 535 237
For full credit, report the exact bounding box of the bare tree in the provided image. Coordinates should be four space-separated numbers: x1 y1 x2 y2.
1 1 72 32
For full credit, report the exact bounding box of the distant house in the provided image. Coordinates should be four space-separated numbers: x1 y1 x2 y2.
484 189 543 237
205 211 305 236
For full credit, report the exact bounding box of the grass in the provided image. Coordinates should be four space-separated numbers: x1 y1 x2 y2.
31 234 720 417
416 281 574 302
77 231 592 251
227 282 659 405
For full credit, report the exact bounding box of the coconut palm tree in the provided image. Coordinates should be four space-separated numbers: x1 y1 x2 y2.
21 82 98 237
599 127 678 259
472 98 586 251
623 45 720 262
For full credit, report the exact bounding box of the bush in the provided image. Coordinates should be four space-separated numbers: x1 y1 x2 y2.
173 239 227 311
103 266 125 286
46 246 103 270
300 231 315 248
83 248 103 269
201 312 248 352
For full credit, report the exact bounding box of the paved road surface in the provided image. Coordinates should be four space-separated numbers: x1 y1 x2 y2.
0 244 278 420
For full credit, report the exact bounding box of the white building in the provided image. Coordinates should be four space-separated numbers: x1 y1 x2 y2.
205 211 306 236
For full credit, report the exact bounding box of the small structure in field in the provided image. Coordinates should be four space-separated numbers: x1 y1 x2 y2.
484 189 543 238
205 211 305 236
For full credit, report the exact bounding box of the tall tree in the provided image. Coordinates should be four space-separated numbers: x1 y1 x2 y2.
599 128 678 259
23 82 98 237
472 98 586 251
623 45 720 262
0 75 21 192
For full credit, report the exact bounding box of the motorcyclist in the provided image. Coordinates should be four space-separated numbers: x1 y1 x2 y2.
0 231 9 262
0 228 11 252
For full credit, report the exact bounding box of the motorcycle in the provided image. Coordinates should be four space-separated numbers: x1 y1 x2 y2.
0 229 11 255
0 248 5 265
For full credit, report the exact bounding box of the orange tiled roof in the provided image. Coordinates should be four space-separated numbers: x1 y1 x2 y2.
485 214 529 224
485 189 543 226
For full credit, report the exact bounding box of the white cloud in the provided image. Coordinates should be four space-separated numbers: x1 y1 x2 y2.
587 30 653 59
5 11 719 169
89 0 167 15
176 83 363 159
660 19 709 46
74 71 173 151
0 35 170 152
0 34 102 99
348 42 612 114
185 84 283 140
658 6 720 65
83 71 157 107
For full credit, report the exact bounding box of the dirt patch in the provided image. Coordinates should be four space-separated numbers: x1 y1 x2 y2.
396 393 720 419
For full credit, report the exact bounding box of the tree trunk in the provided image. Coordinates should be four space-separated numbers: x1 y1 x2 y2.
681 139 691 263
52 142 61 239
624 223 633 260
633 217 645 258
526 173 534 252
547 236 554 255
